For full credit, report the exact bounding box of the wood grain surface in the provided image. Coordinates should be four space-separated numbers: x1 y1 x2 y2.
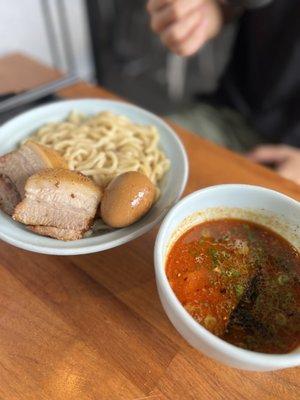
0 54 299 400
0 53 61 95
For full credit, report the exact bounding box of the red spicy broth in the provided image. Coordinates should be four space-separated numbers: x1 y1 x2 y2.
166 219 300 353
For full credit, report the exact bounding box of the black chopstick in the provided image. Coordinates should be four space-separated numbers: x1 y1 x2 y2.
0 75 79 114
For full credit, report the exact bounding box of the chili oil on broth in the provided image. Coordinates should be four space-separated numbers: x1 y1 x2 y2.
166 218 300 354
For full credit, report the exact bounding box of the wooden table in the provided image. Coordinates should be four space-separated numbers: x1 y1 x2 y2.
0 54 299 400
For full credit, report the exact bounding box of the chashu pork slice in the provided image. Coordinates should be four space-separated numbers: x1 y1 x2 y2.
0 140 67 215
28 226 84 241
13 169 102 240
0 175 21 215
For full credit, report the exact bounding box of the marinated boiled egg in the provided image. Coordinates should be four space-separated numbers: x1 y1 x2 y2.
100 171 156 228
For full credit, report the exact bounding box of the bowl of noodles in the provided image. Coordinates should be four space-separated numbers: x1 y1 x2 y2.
0 99 188 255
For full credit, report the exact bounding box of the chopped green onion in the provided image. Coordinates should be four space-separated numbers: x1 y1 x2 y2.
203 315 217 330
225 269 240 278
278 274 289 285
208 247 219 267
235 284 244 298
275 313 287 326
243 223 256 241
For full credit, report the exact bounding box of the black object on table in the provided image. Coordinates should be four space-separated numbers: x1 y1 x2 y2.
0 93 61 127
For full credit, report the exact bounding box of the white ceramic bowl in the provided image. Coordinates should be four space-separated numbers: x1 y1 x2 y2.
0 99 188 255
154 184 300 371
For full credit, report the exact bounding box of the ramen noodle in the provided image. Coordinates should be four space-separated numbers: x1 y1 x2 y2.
28 111 170 195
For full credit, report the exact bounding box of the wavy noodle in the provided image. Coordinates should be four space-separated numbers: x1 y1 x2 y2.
28 111 170 196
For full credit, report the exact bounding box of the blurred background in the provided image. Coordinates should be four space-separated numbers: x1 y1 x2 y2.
0 0 235 115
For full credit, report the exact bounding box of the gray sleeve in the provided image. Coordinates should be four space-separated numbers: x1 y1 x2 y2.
227 0 273 9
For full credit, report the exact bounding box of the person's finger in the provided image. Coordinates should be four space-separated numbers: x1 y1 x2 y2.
147 0 173 13
167 18 208 56
277 164 300 184
148 0 203 14
160 8 204 47
149 0 205 33
247 145 295 164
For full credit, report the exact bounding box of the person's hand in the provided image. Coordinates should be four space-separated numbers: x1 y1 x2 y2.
248 145 300 185
147 0 224 56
